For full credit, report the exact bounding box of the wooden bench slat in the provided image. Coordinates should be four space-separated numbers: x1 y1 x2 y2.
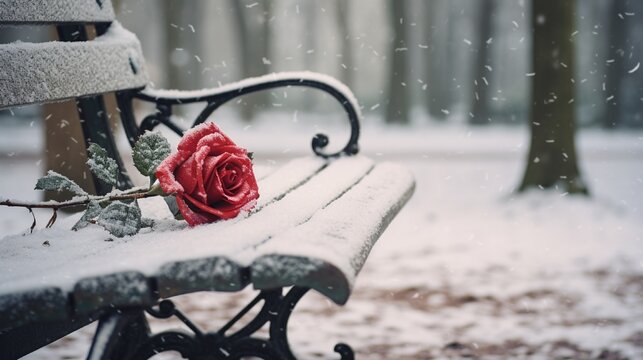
0 287 68 331
73 272 154 315
254 157 327 210
0 0 115 24
0 22 148 109
250 162 416 304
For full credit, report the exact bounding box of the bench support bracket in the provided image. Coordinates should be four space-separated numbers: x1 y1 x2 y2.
86 286 354 360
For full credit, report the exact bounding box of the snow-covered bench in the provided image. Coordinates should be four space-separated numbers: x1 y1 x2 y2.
0 1 415 359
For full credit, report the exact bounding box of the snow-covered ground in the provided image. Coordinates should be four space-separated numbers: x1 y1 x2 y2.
2 117 642 359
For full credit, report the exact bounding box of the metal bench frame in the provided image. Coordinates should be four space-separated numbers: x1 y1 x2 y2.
90 287 353 360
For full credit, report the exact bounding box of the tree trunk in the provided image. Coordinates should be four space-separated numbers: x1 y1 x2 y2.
519 0 588 195
336 0 353 89
43 101 97 201
603 0 629 128
230 0 271 122
424 0 452 120
302 1 318 111
470 0 495 125
161 0 203 90
386 0 410 124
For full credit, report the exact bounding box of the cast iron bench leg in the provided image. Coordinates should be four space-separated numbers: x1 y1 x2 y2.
85 287 354 359
86 310 150 360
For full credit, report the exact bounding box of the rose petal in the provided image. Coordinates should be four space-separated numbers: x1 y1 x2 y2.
218 159 244 194
192 145 214 204
178 123 234 153
174 154 198 195
155 150 191 194
216 156 256 203
175 194 217 226
203 155 226 204
220 164 243 192
184 193 241 220
196 133 240 155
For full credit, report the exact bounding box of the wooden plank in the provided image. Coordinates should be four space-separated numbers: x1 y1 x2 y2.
156 257 248 297
73 272 154 315
0 0 115 24
253 156 327 210
0 312 99 359
0 287 68 330
250 162 416 304
0 22 148 109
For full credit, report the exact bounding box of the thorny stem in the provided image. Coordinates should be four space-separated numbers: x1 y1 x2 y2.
0 190 162 211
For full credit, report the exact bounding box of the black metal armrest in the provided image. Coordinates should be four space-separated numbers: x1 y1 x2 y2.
118 72 361 159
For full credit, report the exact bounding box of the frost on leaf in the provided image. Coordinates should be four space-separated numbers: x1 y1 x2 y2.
87 143 118 186
132 131 171 176
35 170 87 196
97 201 142 237
72 200 101 231
141 217 155 228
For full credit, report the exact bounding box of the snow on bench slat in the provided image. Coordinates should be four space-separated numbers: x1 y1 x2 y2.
154 156 328 297
0 288 67 331
155 156 373 298
0 0 115 23
0 21 148 109
0 156 373 325
250 162 416 304
253 156 326 209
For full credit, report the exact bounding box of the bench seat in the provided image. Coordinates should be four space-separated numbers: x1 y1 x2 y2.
0 156 415 331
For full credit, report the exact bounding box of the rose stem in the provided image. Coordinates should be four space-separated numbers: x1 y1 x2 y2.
0 191 160 210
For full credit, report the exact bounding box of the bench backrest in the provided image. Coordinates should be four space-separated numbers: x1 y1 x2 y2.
0 0 148 109
0 0 149 194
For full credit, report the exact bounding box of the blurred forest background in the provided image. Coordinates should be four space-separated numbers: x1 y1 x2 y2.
2 0 641 127
0 0 641 195
122 0 642 128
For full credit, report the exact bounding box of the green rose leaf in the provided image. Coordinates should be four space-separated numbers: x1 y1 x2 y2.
72 200 102 231
87 143 118 186
35 170 87 196
141 217 155 228
132 131 171 177
97 201 142 237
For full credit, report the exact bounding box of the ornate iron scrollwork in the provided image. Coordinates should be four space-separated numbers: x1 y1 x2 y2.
88 287 354 360
116 73 361 159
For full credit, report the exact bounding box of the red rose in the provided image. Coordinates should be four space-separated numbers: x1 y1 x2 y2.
155 123 259 226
